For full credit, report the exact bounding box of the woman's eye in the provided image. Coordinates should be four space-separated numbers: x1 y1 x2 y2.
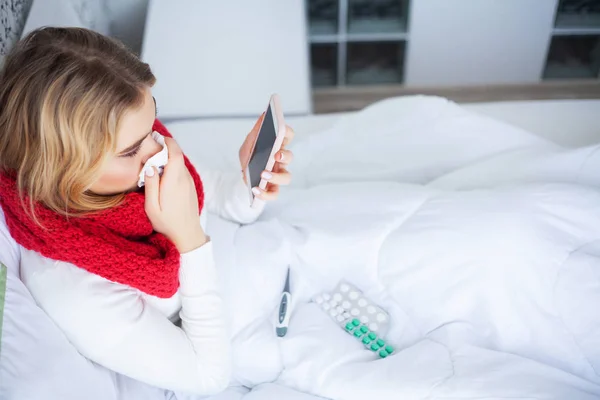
120 132 152 158
122 147 140 158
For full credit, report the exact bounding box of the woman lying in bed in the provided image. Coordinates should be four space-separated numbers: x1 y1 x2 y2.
0 27 294 395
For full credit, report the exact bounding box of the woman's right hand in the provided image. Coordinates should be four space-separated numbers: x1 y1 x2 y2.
144 137 208 253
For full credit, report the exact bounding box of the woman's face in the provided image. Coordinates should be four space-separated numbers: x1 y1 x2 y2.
90 88 162 195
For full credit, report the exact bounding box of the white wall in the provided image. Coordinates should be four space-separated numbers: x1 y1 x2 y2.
405 0 558 86
142 0 311 118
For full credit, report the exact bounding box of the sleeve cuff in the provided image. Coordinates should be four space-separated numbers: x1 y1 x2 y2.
179 241 218 296
233 174 265 223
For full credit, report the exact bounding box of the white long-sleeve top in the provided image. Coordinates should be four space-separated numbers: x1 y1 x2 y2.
13 169 262 396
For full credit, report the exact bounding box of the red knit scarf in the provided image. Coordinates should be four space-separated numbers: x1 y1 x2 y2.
0 120 203 298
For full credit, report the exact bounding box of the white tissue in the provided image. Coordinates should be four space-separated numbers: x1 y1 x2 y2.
137 131 169 187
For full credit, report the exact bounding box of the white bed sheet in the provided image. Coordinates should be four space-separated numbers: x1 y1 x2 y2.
165 98 600 152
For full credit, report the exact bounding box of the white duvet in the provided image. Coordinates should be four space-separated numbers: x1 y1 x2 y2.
174 96 600 400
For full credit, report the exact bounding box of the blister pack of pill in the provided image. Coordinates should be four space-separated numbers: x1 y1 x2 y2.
344 318 395 358
313 281 390 337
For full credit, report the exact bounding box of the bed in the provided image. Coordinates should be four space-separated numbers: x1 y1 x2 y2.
2 1 600 399
3 95 600 400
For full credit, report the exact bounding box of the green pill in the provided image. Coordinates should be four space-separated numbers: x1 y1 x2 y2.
352 319 360 326
360 326 368 333
370 343 380 351
345 322 354 331
368 332 377 340
379 350 388 358
362 336 371 344
353 330 362 337
377 339 385 347
385 345 394 354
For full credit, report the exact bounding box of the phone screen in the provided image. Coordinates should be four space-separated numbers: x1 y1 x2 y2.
248 104 277 188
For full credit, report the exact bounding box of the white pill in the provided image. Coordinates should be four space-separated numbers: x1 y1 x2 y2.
351 308 360 316
323 303 330 310
369 323 379 331
333 293 342 302
360 316 369 324
314 296 324 304
342 301 351 309
349 291 359 300
358 299 368 307
323 293 331 301
336 306 344 314
330 309 338 317
376 313 387 322
343 312 351 319
367 306 376 314
336 315 345 322
340 283 350 292
329 299 338 307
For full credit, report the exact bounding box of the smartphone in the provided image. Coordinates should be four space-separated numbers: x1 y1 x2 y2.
243 94 286 206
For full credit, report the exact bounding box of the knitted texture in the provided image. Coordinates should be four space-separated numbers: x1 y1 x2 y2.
0 119 204 298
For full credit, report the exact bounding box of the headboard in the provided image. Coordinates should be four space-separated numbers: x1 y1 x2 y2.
1 0 147 66
0 0 32 66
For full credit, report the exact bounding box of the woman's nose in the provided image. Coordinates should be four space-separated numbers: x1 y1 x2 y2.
141 138 163 165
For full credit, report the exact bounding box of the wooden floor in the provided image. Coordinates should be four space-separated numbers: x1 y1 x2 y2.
313 79 600 114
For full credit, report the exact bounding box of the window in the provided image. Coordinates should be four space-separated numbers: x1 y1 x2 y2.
308 0 409 87
544 0 600 79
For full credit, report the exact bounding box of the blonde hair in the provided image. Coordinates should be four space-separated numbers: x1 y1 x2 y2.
0 27 156 218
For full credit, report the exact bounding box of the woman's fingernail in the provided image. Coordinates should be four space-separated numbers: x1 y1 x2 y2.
252 187 260 195
145 167 155 177
278 152 284 161
262 171 272 180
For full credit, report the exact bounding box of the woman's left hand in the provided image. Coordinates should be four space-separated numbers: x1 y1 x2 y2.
239 115 295 202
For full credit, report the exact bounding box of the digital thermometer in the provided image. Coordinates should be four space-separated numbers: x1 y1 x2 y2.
276 268 292 337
